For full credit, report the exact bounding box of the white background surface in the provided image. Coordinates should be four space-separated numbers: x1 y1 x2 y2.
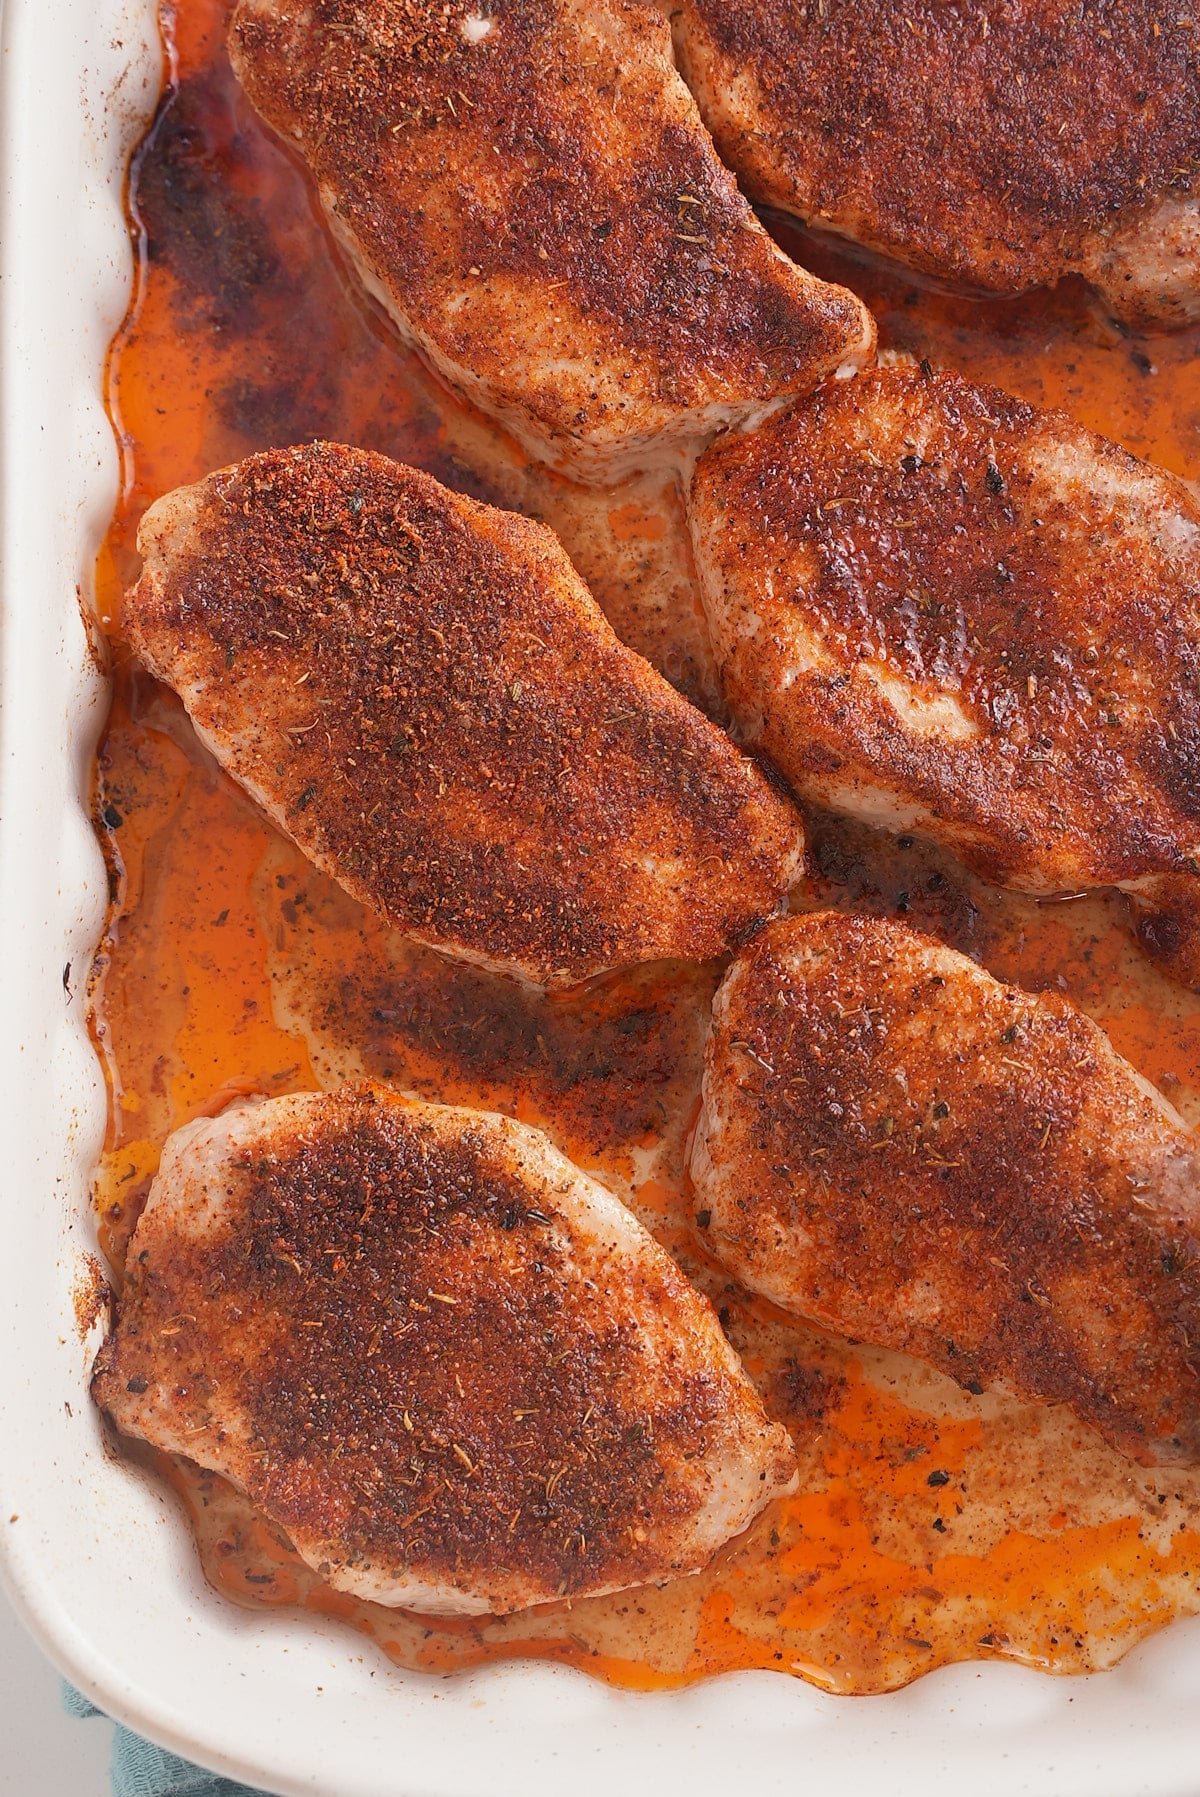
0 1588 111 1794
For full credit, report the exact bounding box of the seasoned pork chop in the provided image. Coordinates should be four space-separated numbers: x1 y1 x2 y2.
691 912 1200 1467
126 443 804 988
670 0 1200 328
93 1087 796 1614
688 366 1200 986
227 0 873 480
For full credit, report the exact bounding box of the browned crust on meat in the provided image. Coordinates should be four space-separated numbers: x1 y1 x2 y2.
73 1255 112 1341
689 365 1200 895
125 442 804 986
671 0 1200 309
693 912 1200 1466
227 0 872 466
92 1087 793 1606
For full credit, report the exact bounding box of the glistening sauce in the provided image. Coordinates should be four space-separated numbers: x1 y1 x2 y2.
90 0 1200 1693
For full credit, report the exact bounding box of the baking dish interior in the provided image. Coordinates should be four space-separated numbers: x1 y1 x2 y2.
1 2 1199 1792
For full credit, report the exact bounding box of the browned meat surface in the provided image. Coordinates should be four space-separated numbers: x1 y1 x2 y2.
670 0 1200 328
690 911 1200 1467
125 442 805 988
93 1087 797 1614
227 0 874 480
688 365 1200 986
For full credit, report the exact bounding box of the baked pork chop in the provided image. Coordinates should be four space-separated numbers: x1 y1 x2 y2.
688 365 1200 987
93 1087 797 1614
691 912 1200 1468
669 0 1200 328
125 442 805 988
227 0 873 480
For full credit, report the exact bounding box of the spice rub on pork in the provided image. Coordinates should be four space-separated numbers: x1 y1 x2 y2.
670 0 1200 328
227 0 874 479
93 1087 798 1613
691 912 1200 1469
125 442 806 988
688 365 1200 987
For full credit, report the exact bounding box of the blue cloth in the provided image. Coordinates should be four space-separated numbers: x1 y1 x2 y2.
64 1685 273 1797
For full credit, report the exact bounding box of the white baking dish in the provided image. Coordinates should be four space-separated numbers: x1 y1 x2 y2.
2 1 1200 1791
